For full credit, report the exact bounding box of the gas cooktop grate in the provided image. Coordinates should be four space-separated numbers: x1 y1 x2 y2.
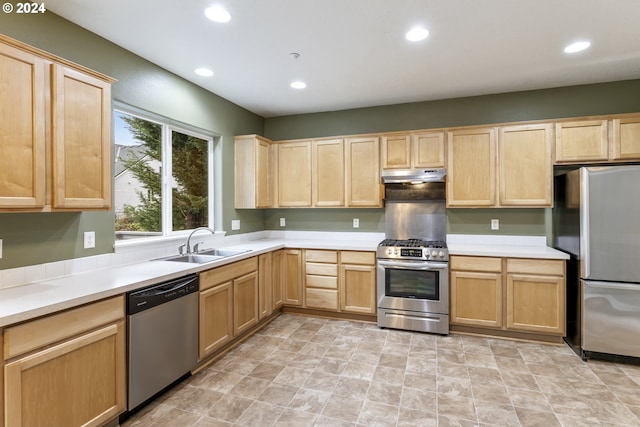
378 239 447 248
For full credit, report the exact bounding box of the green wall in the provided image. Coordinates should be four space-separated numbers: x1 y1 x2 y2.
263 79 640 235
0 8 264 269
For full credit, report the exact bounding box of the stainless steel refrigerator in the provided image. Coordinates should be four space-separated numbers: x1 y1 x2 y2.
554 165 640 362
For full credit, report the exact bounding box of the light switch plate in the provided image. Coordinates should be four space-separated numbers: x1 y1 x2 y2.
84 231 95 249
491 219 499 230
231 220 240 230
0 239 3 259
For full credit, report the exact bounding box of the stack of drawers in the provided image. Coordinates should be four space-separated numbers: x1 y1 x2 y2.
305 250 339 310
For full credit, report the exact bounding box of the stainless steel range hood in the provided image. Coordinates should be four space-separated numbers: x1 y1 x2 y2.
381 168 446 184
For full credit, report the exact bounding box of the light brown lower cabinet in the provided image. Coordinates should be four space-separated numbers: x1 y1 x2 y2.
271 249 285 309
340 251 377 314
3 296 126 427
450 255 566 337
259 252 274 319
283 249 304 306
199 281 233 359
199 257 258 360
284 249 377 316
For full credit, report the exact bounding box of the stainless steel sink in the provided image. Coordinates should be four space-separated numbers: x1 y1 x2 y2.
198 248 251 257
160 254 224 264
155 248 251 264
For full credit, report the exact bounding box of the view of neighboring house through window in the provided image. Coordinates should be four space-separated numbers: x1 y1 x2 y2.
114 108 213 240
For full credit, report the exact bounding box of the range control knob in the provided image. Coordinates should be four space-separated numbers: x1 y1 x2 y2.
438 251 444 258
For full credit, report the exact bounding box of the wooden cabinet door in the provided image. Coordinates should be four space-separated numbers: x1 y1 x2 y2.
555 120 608 163
612 116 640 161
199 282 233 359
233 271 259 336
283 249 303 306
258 252 273 319
256 137 273 207
506 274 565 335
313 139 344 207
272 249 285 309
345 137 381 207
447 128 496 207
278 141 312 207
339 264 376 314
381 134 411 169
450 271 502 328
234 135 272 208
0 42 46 209
52 64 112 209
412 132 446 168
5 322 126 427
499 124 553 207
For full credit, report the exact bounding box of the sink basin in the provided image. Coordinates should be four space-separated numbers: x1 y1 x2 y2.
155 248 251 264
198 248 251 257
160 254 224 264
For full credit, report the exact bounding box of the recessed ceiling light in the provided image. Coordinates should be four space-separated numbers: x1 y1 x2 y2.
205 5 231 23
195 68 214 77
290 81 307 89
564 41 591 53
405 27 429 42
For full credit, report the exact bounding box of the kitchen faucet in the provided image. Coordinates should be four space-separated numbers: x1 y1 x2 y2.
179 226 216 254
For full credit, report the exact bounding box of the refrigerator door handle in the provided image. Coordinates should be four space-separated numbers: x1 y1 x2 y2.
585 281 640 291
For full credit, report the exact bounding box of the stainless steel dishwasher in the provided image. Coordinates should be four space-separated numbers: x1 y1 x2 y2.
126 274 199 412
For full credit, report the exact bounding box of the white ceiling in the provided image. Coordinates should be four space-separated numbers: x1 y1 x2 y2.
48 0 640 118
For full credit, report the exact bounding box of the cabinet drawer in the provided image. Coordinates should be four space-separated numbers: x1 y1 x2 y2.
450 256 502 272
305 262 338 276
200 257 258 290
305 288 338 310
306 274 338 289
4 296 125 360
341 251 375 265
507 258 565 276
306 250 338 263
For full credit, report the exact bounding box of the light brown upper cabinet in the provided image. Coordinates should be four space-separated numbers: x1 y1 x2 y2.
234 135 273 208
313 139 345 207
447 127 496 207
555 120 608 163
277 141 312 207
448 124 553 208
555 116 640 163
345 136 382 207
499 124 553 207
381 132 445 169
611 116 640 160
0 35 113 211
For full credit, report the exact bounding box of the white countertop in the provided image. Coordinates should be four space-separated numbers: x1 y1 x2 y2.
0 232 567 327
447 234 569 260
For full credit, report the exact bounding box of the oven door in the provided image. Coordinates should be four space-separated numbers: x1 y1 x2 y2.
377 259 449 315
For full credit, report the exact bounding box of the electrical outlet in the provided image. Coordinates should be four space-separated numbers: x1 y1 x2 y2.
84 231 95 249
491 219 499 230
353 218 359 228
280 217 286 227
0 239 3 259
231 220 240 230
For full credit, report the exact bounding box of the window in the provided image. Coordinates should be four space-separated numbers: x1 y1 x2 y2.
113 107 214 240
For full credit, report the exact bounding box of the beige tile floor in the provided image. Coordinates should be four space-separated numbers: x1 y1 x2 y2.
123 314 640 427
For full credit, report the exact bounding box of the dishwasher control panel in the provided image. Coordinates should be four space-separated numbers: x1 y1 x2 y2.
126 274 199 315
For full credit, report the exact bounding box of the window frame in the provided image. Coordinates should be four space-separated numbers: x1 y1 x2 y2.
113 102 217 243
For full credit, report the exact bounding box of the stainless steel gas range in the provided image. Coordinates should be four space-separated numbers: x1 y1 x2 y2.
377 169 449 335
377 239 449 334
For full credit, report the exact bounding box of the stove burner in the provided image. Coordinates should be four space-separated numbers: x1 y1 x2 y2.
379 239 447 249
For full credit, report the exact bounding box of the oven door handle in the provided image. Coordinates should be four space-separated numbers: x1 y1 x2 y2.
377 259 448 271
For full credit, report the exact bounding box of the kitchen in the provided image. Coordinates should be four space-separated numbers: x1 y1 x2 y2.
2 1 640 426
